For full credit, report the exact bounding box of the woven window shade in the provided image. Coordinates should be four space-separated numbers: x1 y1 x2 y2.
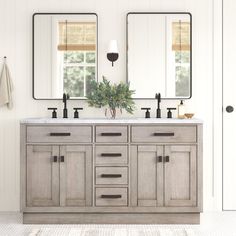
172 21 190 51
58 21 96 51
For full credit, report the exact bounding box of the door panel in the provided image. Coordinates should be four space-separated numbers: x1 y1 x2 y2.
223 0 236 210
164 145 197 207
60 145 92 207
136 145 163 207
26 145 59 207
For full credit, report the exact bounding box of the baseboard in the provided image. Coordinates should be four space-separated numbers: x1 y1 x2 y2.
23 213 200 224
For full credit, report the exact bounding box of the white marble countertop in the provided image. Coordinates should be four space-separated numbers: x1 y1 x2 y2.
20 117 203 124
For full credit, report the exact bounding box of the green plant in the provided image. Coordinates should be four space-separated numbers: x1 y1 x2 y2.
86 76 136 118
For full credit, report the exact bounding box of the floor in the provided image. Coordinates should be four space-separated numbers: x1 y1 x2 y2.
0 212 236 236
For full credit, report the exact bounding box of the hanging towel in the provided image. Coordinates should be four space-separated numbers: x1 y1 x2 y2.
0 61 13 109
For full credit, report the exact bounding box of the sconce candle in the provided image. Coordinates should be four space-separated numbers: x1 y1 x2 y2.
107 40 119 66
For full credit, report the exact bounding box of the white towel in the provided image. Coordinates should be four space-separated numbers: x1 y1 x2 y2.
0 62 13 109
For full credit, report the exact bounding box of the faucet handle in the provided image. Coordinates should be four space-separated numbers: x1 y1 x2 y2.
73 108 83 118
141 107 151 118
48 108 57 118
167 107 176 119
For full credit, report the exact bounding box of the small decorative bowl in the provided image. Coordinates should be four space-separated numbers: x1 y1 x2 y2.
184 113 194 119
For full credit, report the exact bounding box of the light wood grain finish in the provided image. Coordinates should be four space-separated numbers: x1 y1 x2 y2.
21 123 202 224
26 145 60 207
95 167 128 185
95 188 128 206
164 145 197 207
136 146 164 207
27 126 92 143
60 145 92 207
131 126 196 143
95 145 128 164
23 213 200 224
95 126 128 143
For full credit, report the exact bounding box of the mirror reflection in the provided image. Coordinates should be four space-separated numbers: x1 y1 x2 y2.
127 13 191 99
33 13 97 99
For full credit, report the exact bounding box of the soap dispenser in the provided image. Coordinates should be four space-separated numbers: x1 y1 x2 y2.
178 100 185 119
141 108 151 118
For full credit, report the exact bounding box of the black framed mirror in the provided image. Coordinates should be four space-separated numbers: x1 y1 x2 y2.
127 12 192 99
33 13 98 100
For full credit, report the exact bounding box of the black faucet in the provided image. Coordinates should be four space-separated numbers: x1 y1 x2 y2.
155 93 161 118
63 93 70 118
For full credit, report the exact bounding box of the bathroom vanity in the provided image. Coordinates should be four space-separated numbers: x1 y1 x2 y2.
20 118 202 224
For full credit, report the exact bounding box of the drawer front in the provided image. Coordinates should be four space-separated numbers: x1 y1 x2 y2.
96 167 128 185
95 145 128 164
95 126 128 143
95 188 128 206
27 126 92 143
131 126 196 143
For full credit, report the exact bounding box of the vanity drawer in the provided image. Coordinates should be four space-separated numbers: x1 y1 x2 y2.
131 126 196 143
27 126 92 143
95 126 128 143
95 145 128 164
95 188 128 206
96 167 128 185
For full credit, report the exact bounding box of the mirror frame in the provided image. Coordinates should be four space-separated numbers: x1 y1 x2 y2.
32 12 98 100
126 12 192 100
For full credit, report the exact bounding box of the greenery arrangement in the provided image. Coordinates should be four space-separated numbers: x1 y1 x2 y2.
86 76 136 119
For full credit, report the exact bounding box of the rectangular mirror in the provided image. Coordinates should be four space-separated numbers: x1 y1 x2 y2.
127 12 192 99
33 13 97 99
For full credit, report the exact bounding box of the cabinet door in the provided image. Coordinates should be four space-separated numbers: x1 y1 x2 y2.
164 145 197 207
60 145 92 207
131 145 164 207
26 145 59 207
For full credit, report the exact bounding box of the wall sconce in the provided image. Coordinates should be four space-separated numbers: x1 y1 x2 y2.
107 40 119 66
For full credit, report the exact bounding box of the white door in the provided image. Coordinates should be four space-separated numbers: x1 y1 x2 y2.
223 0 236 210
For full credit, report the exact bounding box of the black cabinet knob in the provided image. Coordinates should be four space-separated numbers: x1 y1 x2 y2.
226 106 234 113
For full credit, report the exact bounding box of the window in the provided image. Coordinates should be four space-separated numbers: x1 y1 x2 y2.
57 21 96 98
172 21 190 97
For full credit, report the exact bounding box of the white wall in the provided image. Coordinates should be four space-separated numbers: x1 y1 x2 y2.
0 0 222 211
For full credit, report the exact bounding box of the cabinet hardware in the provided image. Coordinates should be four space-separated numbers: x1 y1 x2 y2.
60 156 65 162
157 156 163 162
101 153 122 157
101 132 122 136
53 156 58 162
153 132 174 136
165 156 170 162
50 132 71 136
226 105 234 113
101 194 122 199
101 174 122 178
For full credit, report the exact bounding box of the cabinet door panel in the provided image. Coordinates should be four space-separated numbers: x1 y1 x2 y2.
60 145 92 207
164 145 197 207
26 145 59 207
137 145 163 207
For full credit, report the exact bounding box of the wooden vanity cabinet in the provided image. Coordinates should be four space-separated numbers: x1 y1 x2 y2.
21 121 202 224
131 145 197 208
26 145 92 207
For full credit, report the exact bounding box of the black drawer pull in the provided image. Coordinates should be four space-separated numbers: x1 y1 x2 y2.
165 156 170 162
101 174 122 178
157 156 163 162
153 132 174 136
53 156 58 162
101 194 122 199
50 132 71 136
101 132 122 136
60 156 65 163
101 153 122 157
